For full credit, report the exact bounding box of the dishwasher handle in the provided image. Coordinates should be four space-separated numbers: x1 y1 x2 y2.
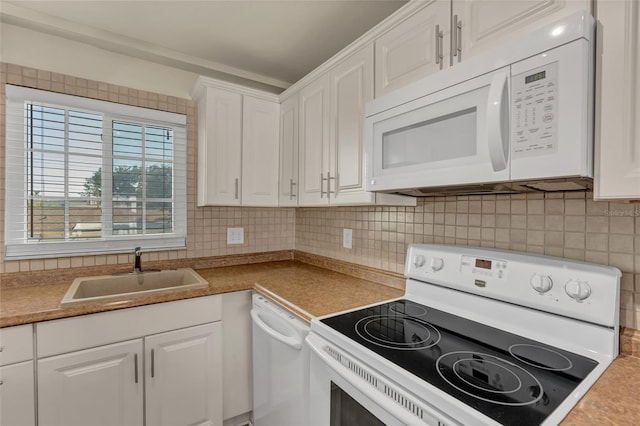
251 309 303 351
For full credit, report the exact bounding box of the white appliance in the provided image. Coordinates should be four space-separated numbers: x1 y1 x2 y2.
307 244 620 425
365 11 594 196
251 293 310 426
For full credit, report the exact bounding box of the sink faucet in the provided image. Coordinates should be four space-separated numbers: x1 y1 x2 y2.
134 247 143 273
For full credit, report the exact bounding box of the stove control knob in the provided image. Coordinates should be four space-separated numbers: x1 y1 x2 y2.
564 280 591 302
430 257 444 272
530 274 553 294
412 254 426 268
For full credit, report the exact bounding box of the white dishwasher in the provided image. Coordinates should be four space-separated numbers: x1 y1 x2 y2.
251 293 310 426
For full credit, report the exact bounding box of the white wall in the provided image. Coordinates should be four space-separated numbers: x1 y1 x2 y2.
1 23 198 98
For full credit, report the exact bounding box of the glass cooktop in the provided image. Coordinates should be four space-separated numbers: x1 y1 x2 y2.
321 299 598 426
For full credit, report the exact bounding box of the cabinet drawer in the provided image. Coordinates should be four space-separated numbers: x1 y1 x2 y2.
0 324 34 366
37 295 222 357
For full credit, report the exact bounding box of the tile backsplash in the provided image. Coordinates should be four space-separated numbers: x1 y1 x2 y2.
296 194 640 330
1 63 638 330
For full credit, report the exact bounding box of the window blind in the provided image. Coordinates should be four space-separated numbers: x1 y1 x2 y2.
5 85 187 259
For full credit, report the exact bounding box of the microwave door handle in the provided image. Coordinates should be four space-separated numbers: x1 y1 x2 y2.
486 72 509 172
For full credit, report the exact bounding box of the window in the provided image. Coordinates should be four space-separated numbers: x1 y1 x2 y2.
5 85 187 259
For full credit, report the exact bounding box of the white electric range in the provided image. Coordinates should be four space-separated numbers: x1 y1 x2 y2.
307 244 620 425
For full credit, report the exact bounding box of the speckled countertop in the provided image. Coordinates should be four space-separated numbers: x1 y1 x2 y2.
1 257 638 425
0 260 403 327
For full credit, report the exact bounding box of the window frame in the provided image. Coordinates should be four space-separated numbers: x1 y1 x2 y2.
4 85 187 260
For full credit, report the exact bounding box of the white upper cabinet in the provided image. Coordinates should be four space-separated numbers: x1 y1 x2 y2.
375 0 450 97
594 0 640 200
453 0 591 64
330 46 376 204
195 86 242 206
298 74 331 206
278 95 299 206
296 46 416 207
242 97 280 206
374 0 591 98
192 77 280 207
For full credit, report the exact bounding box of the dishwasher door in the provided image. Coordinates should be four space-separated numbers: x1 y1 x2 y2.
251 293 310 426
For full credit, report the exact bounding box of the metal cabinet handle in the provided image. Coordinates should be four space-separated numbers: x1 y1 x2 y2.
289 179 297 200
454 15 462 62
320 173 327 198
134 353 139 383
151 349 155 378
435 25 444 69
234 178 239 200
326 172 336 197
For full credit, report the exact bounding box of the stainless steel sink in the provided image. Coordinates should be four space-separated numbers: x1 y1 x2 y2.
60 268 209 306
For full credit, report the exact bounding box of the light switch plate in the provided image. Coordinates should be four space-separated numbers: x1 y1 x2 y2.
343 228 352 249
227 227 244 245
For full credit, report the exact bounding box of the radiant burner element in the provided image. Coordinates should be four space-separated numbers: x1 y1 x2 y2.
509 344 573 371
436 352 544 406
355 315 441 350
389 302 428 317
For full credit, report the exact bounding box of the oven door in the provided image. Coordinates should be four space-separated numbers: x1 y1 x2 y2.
365 66 511 192
307 333 449 426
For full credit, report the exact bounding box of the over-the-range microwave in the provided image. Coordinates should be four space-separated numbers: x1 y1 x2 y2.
364 11 595 196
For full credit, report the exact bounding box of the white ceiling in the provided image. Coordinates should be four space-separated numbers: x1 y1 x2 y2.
1 0 408 92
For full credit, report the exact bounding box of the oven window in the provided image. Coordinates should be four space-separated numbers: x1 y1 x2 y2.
330 382 385 426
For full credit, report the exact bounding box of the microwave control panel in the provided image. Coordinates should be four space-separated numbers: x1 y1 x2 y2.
511 61 559 158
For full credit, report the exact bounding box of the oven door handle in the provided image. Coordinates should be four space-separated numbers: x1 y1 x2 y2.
307 335 429 426
251 309 303 350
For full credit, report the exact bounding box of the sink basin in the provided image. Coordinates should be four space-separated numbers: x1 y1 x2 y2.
60 268 209 306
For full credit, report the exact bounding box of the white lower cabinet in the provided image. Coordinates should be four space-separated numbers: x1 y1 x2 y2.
0 361 35 426
0 324 35 426
146 323 222 426
38 340 143 426
221 291 252 421
36 295 223 426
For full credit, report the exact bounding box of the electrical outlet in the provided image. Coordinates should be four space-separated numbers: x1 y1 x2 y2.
343 228 353 249
227 227 244 245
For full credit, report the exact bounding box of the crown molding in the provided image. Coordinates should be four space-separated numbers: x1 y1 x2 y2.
191 76 281 103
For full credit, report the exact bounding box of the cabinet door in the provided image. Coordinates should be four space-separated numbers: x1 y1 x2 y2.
453 0 591 65
330 45 376 205
374 0 450 97
145 322 222 426
0 361 35 426
197 87 242 206
298 74 331 206
222 291 252 420
242 96 280 206
278 95 299 206
38 339 143 426
595 0 640 200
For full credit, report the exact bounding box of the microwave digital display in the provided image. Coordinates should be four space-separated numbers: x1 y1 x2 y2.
475 259 492 270
525 70 546 84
